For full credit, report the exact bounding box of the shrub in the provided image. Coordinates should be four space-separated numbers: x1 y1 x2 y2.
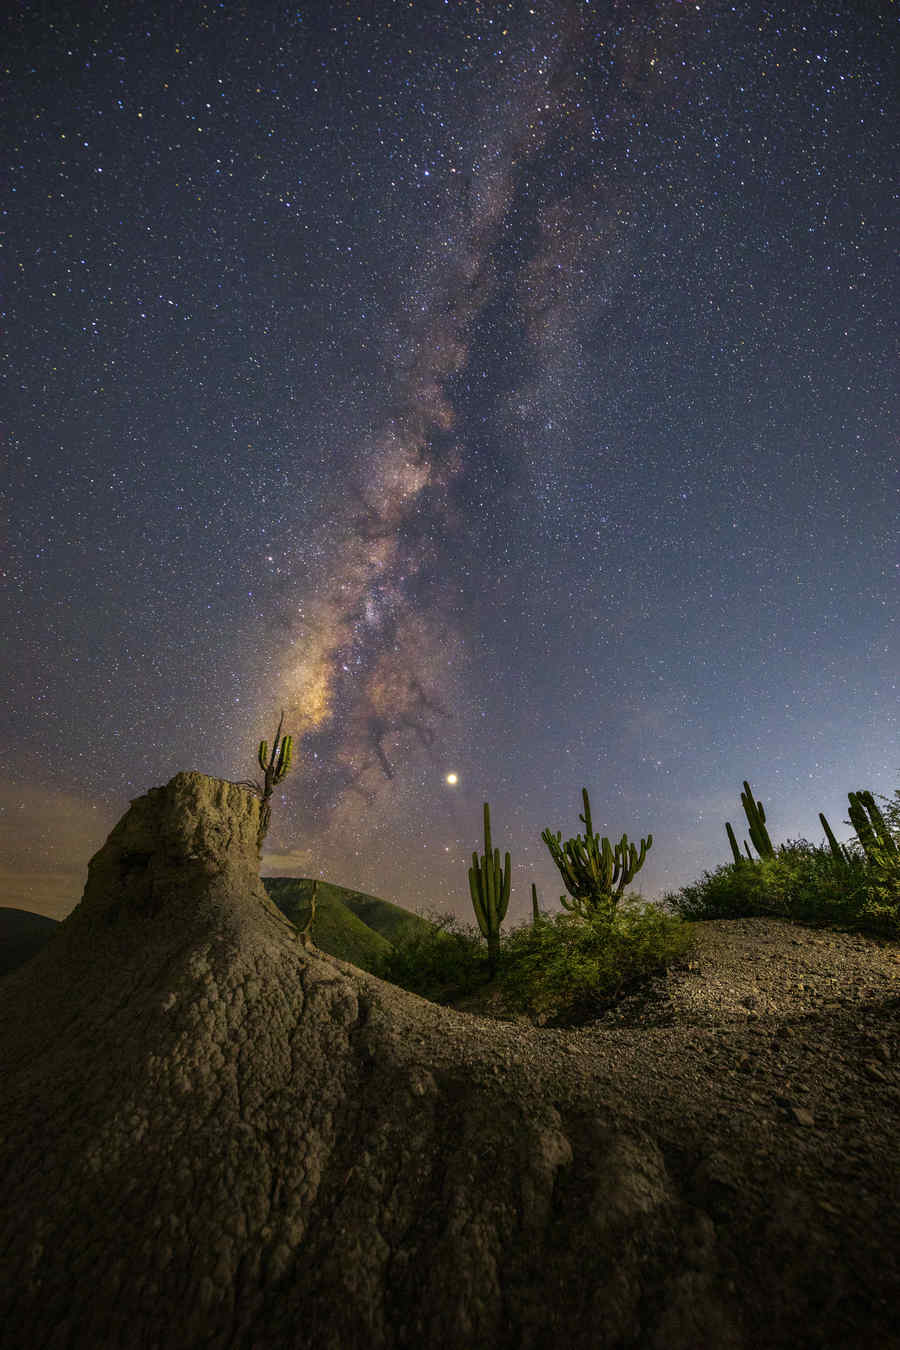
373 910 489 1002
661 840 899 939
496 899 697 1026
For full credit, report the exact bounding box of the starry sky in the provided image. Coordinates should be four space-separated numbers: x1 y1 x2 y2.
3 0 898 925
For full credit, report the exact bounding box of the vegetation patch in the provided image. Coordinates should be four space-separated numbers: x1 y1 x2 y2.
661 840 900 940
496 901 697 1025
375 900 697 1026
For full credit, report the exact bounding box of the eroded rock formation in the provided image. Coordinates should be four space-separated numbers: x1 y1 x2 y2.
1 773 897 1349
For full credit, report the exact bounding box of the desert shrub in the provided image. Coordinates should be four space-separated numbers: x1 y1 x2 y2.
661 841 899 938
496 900 697 1026
374 910 489 1001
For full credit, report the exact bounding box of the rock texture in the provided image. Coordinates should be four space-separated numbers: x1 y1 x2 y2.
1 773 898 1350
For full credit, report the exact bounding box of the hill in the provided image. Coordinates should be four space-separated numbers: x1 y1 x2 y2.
263 877 436 972
0 907 59 977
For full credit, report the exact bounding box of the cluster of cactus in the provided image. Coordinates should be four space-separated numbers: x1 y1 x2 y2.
465 792 651 970
726 780 775 864
468 802 511 976
541 788 652 921
847 790 899 867
725 780 899 884
256 710 294 852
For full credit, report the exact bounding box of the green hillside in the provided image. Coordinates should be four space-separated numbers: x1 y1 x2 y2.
262 877 435 973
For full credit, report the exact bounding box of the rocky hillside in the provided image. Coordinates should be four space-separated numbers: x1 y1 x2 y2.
0 772 897 1350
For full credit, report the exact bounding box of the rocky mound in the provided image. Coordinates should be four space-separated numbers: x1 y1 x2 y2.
1 773 898 1350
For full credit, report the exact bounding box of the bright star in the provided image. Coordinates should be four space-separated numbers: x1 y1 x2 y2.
445 772 459 786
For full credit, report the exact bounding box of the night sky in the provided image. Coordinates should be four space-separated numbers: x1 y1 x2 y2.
3 1 898 925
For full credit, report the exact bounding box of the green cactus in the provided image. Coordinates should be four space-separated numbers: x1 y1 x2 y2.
819 812 852 866
725 821 744 866
740 780 775 859
468 802 511 976
848 791 899 864
541 788 652 921
256 710 294 853
531 883 542 926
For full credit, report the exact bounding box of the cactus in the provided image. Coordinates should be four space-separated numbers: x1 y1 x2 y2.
848 791 899 865
725 821 743 866
256 710 294 852
541 788 652 921
819 812 852 866
739 780 775 859
531 883 542 926
298 880 317 949
468 802 511 975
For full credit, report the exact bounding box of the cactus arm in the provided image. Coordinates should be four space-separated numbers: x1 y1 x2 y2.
848 790 899 862
725 821 743 866
819 812 850 865
848 791 878 858
274 734 293 783
857 790 898 857
740 780 775 858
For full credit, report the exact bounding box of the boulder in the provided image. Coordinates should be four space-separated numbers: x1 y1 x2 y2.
0 773 897 1349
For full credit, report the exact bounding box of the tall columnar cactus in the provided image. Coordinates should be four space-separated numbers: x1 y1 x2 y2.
468 802 511 976
848 790 899 865
725 821 747 866
531 883 542 927
256 710 294 852
819 812 852 866
739 780 775 859
541 788 652 921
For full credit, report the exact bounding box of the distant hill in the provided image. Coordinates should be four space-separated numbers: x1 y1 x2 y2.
0 908 60 977
262 877 435 973
1 882 434 982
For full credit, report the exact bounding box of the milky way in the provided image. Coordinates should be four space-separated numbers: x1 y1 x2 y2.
278 1 698 820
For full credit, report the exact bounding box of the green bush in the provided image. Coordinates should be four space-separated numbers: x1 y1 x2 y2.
496 900 697 1026
661 840 899 939
373 910 489 1002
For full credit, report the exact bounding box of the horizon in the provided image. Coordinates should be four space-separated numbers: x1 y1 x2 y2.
2 769 895 926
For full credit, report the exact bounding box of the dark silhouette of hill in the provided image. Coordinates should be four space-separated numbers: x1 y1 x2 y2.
0 907 59 977
1 773 897 1350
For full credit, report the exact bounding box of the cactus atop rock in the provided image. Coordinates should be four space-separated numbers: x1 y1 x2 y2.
254 710 294 852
